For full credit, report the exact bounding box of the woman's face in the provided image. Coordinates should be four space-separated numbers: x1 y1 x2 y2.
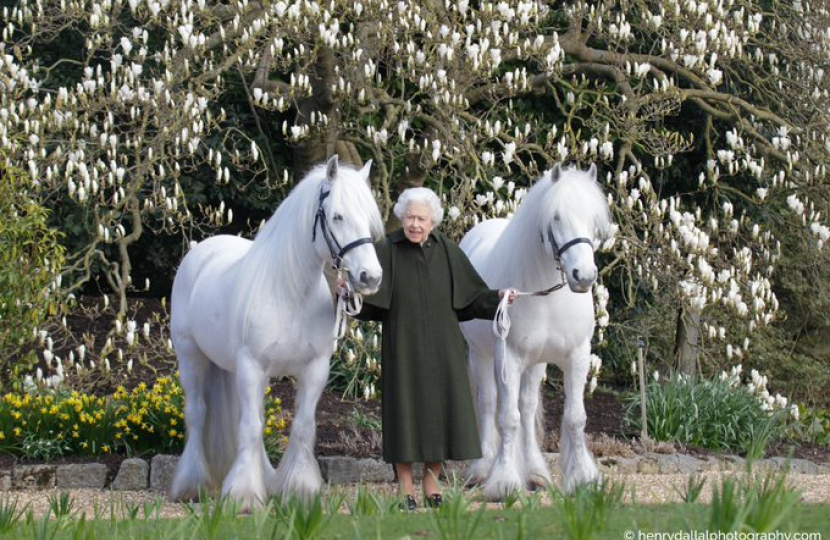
402 202 434 244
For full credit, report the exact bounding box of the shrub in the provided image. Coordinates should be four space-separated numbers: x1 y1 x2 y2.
0 375 288 459
623 369 788 456
0 160 65 385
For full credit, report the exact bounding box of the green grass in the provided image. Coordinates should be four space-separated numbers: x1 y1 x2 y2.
1 474 826 540
6 503 827 540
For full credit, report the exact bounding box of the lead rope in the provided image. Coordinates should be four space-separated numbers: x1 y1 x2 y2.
492 267 568 384
333 272 364 347
493 289 522 385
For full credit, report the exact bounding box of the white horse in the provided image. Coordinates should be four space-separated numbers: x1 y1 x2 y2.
460 163 613 500
169 155 383 510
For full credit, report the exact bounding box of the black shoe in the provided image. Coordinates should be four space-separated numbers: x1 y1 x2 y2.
399 495 417 511
426 493 442 509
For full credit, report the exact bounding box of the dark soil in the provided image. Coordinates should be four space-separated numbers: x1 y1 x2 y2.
270 379 830 465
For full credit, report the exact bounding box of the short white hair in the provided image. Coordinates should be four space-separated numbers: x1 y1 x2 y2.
393 187 444 226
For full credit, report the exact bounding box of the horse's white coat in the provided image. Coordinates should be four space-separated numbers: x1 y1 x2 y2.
169 156 383 510
460 164 613 500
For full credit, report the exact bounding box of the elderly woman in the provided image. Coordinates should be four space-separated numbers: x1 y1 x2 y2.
354 187 515 510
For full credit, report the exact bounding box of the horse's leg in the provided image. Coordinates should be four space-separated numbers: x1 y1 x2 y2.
559 349 600 492
520 363 552 489
465 348 498 486
482 339 524 501
170 337 213 501
222 348 269 511
271 355 327 501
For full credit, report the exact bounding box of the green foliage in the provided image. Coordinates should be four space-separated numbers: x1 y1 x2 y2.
0 478 820 539
430 488 486 540
46 492 76 521
0 160 65 383
623 374 785 455
788 406 830 445
553 480 625 540
347 408 381 431
675 475 707 504
328 322 382 400
709 472 801 533
185 495 235 540
273 495 333 540
347 486 385 517
0 497 26 534
743 323 830 410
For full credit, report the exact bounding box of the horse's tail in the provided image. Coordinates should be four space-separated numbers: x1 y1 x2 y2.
203 361 239 484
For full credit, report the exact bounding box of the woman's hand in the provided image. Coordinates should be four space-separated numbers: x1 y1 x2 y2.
499 288 517 305
335 279 351 298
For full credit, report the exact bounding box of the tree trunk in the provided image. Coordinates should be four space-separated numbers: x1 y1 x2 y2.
674 306 700 382
292 48 340 178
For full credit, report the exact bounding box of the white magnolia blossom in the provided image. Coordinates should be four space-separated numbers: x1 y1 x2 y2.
2 0 829 392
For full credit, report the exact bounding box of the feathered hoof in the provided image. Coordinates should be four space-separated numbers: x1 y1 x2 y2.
481 464 523 502
526 473 552 492
273 475 323 504
222 461 268 513
561 465 601 494
223 483 268 513
463 459 493 487
169 487 196 504
170 460 214 503
271 457 323 502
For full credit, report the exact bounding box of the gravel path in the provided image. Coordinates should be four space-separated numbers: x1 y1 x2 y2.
4 471 829 520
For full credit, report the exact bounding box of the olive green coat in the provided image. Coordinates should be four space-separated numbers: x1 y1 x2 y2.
357 228 500 463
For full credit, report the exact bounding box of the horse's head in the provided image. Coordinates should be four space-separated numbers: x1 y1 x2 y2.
542 163 613 293
315 155 384 294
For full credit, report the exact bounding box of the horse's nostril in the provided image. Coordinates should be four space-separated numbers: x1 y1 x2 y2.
358 271 382 290
572 268 580 282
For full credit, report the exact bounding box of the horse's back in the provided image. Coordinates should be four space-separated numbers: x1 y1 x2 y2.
460 218 509 278
171 236 252 353
172 236 251 304
459 219 509 357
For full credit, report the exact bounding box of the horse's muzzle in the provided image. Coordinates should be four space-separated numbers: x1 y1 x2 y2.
351 269 382 294
568 266 597 293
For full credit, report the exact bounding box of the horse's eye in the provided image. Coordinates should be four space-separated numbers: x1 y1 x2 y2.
333 213 344 222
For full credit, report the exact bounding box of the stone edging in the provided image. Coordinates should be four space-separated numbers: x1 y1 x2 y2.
2 453 828 493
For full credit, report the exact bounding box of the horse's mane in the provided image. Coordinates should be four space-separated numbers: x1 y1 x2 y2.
230 163 383 340
488 166 612 284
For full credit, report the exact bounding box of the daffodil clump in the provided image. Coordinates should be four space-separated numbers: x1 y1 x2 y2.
0 375 288 459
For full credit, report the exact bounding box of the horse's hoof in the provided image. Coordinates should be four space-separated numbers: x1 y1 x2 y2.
463 473 485 488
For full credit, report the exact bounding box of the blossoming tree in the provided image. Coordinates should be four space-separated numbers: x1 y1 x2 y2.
2 0 829 386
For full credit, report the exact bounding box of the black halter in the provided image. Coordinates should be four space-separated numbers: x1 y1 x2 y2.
312 189 373 270
546 225 593 260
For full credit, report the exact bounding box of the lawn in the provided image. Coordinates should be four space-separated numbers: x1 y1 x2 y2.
2 474 827 539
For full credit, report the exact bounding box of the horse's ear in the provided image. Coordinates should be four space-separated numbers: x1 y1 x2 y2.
326 154 340 182
549 164 562 183
360 159 373 187
587 163 597 181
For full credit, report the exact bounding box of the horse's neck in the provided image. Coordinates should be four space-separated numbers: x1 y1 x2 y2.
237 206 326 306
492 221 562 291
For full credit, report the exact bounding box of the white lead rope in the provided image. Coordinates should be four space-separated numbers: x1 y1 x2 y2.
333 276 364 346
493 289 523 385
492 278 567 384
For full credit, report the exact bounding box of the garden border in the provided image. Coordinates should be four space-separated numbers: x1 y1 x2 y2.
1 453 827 494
